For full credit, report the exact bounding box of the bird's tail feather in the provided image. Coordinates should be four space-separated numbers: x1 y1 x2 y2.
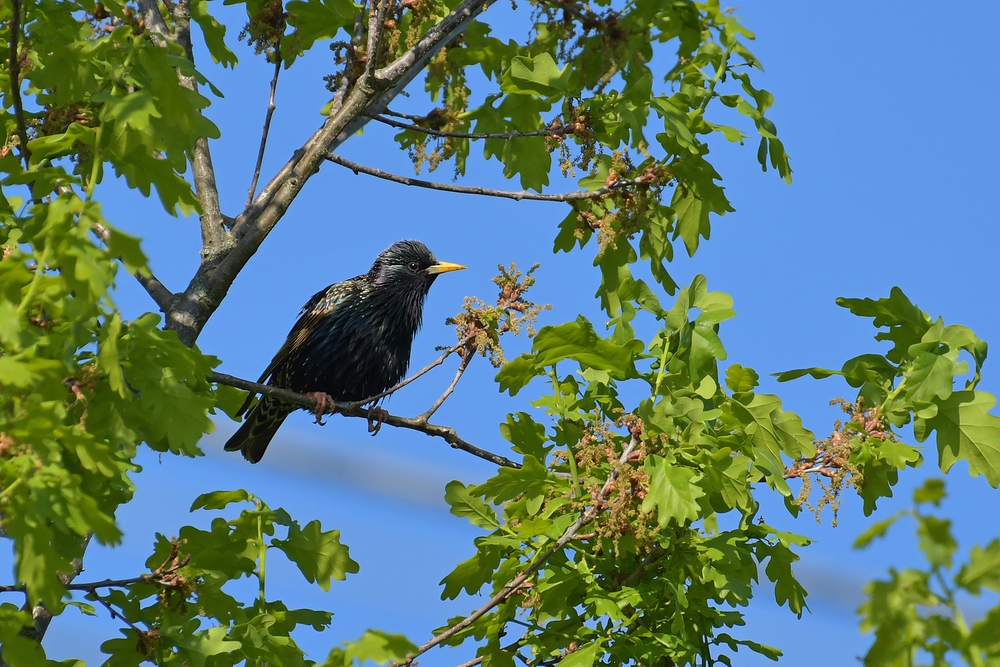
224 396 290 463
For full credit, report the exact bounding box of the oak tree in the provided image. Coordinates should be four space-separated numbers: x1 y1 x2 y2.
1 0 999 665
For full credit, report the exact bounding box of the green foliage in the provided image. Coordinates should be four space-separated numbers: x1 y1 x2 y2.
0 194 224 617
778 287 1000 488
94 491 352 665
426 273 822 664
857 479 1000 666
19 1 220 213
2 0 998 665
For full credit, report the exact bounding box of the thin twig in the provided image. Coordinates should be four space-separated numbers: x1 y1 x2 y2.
370 113 568 141
8 0 33 173
416 344 473 423
210 371 521 469
326 153 653 202
392 434 641 666
357 340 466 406
93 596 144 635
380 109 430 122
91 223 175 313
246 46 283 208
0 553 189 595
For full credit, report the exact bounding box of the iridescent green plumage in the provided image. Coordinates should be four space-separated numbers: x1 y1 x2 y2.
224 240 465 462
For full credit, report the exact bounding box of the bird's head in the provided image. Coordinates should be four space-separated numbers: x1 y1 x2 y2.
369 240 466 292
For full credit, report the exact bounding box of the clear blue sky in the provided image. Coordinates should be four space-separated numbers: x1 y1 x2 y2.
16 2 1000 664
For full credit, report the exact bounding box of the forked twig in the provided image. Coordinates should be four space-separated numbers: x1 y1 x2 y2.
417 343 474 423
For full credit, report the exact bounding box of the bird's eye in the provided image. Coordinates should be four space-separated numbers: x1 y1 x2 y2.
408 261 422 272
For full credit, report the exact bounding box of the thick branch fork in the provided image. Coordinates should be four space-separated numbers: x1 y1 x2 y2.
165 0 498 346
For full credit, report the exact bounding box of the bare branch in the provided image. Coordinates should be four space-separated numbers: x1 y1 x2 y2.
393 435 642 666
172 0 227 252
416 344 473 423
375 0 496 85
370 113 569 141
246 48 283 208
364 0 390 80
330 13 366 116
326 153 652 202
91 223 175 312
209 371 521 469
355 340 467 406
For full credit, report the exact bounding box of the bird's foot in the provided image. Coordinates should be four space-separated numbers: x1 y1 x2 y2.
367 406 389 436
305 392 336 425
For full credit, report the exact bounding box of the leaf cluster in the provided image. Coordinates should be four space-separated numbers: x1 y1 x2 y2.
778 287 1000 514
856 478 1000 666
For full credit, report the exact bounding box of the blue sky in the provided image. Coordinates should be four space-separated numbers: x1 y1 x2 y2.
14 2 1000 664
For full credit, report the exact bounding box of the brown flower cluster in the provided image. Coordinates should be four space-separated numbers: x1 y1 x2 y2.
786 398 894 525
446 262 549 367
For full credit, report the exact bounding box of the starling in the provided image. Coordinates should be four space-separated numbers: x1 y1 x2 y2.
224 240 466 463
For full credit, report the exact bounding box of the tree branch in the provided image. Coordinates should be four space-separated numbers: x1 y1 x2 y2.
393 434 641 666
416 344 473 423
246 47 283 208
364 0 390 81
210 371 521 469
331 13 365 116
369 113 568 141
91 222 175 313
165 0 496 346
172 0 227 252
136 0 171 47
326 153 651 202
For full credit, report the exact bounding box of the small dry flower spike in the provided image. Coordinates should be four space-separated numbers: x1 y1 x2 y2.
786 398 896 526
447 262 550 367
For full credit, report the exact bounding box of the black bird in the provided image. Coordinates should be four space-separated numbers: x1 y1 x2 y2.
224 240 466 463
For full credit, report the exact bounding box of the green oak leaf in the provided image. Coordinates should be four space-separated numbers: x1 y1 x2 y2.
957 540 1000 594
913 390 1000 487
444 481 499 530
272 520 359 591
500 53 570 97
641 456 704 526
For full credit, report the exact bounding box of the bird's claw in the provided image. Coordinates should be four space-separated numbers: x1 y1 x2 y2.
305 392 336 426
367 406 389 436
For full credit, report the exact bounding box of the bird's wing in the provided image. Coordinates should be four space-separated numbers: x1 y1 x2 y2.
236 279 362 418
255 280 361 384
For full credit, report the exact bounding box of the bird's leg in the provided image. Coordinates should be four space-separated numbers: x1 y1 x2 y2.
367 405 389 436
305 392 336 425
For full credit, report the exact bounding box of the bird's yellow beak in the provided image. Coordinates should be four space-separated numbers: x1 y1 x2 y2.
426 261 467 275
